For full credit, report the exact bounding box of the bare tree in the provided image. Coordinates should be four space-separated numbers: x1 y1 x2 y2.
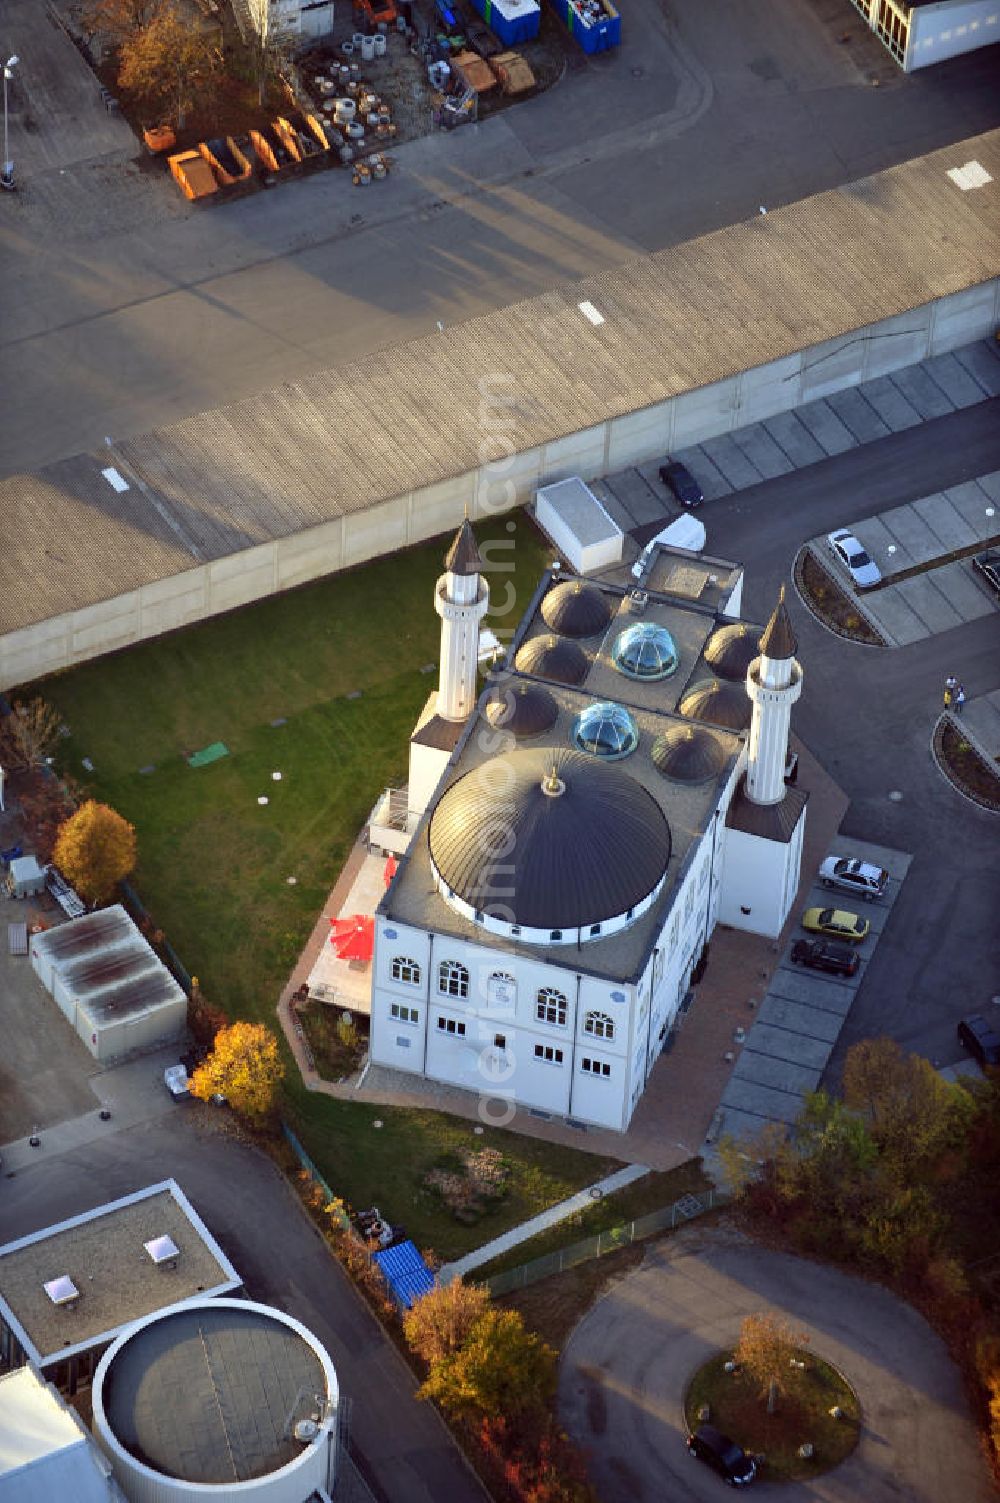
0 698 63 772
243 0 292 108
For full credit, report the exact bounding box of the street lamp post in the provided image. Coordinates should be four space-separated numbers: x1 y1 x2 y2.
2 54 19 192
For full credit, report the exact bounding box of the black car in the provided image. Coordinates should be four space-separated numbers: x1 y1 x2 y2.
957 1015 1000 1068
659 458 704 508
687 1425 756 1486
790 938 860 977
972 548 1000 596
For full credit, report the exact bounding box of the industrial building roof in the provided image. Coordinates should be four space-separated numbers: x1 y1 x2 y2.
99 1303 330 1485
0 1366 122 1503
1 130 998 639
0 1182 241 1366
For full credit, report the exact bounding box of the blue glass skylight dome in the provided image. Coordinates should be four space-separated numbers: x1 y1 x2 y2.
611 622 679 681
571 701 639 760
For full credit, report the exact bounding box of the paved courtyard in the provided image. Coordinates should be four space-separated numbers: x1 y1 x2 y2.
559 1223 994 1503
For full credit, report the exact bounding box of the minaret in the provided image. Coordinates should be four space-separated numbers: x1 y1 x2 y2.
435 519 489 722
745 586 802 805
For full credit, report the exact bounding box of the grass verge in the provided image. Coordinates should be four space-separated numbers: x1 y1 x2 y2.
474 1160 712 1279
684 1350 860 1481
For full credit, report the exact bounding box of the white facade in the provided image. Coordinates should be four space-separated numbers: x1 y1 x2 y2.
435 566 489 723
717 812 806 938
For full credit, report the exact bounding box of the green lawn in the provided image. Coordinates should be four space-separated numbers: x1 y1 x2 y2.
474 1160 712 1278
287 1080 622 1261
36 518 549 1023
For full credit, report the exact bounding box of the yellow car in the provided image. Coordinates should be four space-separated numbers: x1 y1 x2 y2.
801 906 870 943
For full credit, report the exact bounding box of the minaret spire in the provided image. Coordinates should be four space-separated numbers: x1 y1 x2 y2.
435 518 489 722
744 585 803 805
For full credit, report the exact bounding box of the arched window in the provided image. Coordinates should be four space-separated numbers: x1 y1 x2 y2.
438 960 469 999
535 987 568 1026
584 1011 615 1040
391 957 421 986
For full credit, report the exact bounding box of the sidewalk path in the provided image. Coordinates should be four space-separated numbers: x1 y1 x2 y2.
440 1163 650 1283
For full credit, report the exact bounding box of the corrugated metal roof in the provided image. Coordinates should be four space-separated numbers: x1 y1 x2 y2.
373 1241 435 1309
2 130 998 637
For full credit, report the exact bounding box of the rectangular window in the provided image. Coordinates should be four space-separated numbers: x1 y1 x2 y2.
493 1033 507 1049
669 914 679 949
395 1035 412 1048
582 1057 612 1078
699 859 710 891
533 1044 563 1065
436 1016 466 1037
390 1003 418 1024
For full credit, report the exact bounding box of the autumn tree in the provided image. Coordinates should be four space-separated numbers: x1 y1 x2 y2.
187 976 229 1046
190 1021 285 1118
843 1037 973 1172
418 1308 556 1423
17 771 80 863
404 1279 490 1367
118 4 220 128
52 799 137 903
0 698 63 772
83 0 163 45
734 1312 808 1413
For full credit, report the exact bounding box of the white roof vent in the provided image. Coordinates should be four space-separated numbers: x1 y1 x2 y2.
294 1418 319 1444
44 1275 80 1307
101 466 130 493
946 160 991 192
144 1235 180 1268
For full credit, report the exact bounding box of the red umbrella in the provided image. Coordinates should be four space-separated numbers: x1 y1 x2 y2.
329 914 374 963
383 856 398 888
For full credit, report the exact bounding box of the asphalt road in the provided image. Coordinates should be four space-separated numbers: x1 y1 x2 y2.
0 1116 487 1503
559 1224 994 1503
699 398 1000 1079
1 0 998 475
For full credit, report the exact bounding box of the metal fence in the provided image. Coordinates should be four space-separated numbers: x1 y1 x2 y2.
484 1188 727 1297
119 877 193 993
282 1121 350 1229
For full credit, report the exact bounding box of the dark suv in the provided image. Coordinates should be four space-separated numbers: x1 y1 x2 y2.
687 1425 756 1486
957 1015 1000 1068
790 938 860 977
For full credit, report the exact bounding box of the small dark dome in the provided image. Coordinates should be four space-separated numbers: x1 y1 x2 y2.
514 634 589 686
428 747 670 931
704 623 759 682
679 678 751 731
652 725 726 783
485 682 559 738
540 579 612 639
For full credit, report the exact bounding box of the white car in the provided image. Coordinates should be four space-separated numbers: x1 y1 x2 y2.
163 1064 190 1100
828 529 881 589
819 856 888 901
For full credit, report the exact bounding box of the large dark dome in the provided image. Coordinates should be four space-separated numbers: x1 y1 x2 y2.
484 682 559 738
652 725 726 783
514 634 589 686
679 678 751 731
540 580 612 639
704 623 759 682
428 747 670 931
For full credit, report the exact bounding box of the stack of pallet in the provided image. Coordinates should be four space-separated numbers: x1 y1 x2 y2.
489 51 535 94
451 49 498 94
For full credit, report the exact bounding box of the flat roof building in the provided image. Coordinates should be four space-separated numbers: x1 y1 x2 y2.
0 1181 241 1394
0 1364 127 1503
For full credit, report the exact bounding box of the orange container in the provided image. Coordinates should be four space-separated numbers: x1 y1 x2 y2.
168 150 219 200
144 124 177 154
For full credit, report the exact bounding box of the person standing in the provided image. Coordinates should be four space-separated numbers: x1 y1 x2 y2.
944 686 953 709
945 675 958 698
954 685 966 714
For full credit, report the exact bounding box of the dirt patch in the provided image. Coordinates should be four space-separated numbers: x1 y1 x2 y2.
795 547 887 646
500 1241 646 1350
933 717 1000 812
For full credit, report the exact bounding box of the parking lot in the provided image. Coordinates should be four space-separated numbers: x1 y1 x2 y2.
716 837 912 1143
807 469 1000 647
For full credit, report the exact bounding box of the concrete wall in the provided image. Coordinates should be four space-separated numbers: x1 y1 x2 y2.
4 280 998 692
908 0 1000 70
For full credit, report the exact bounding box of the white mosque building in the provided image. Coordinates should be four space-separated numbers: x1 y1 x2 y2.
367 521 807 1133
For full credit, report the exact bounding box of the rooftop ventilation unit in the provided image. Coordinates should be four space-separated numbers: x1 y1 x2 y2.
44 1275 80 1308
144 1235 180 1268
294 1418 319 1444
